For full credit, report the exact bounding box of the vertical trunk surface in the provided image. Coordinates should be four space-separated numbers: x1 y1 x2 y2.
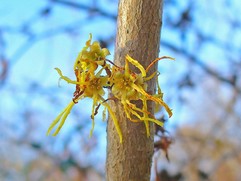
106 0 163 180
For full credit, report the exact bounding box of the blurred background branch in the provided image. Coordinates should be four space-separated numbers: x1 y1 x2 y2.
0 0 241 180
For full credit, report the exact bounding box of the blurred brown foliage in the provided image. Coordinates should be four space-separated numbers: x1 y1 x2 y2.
0 0 241 180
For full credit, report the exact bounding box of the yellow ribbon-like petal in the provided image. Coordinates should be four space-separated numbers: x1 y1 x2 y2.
126 55 146 77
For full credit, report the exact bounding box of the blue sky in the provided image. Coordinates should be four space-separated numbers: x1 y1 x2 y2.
1 0 240 177
1 0 238 137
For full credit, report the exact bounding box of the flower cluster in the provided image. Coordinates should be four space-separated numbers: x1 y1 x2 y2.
47 34 174 143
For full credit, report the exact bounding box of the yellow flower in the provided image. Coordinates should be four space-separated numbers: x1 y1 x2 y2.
73 33 110 74
47 33 174 143
47 34 123 142
48 67 123 142
109 55 173 136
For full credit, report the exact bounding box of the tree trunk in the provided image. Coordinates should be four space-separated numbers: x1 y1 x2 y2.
106 0 163 180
